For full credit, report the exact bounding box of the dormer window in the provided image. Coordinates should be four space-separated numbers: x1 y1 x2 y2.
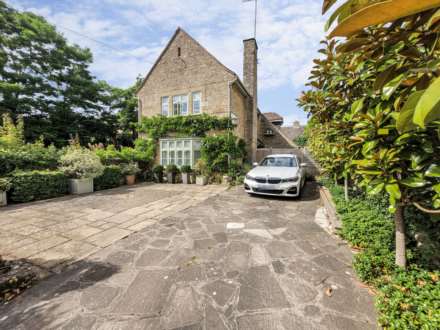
264 128 274 136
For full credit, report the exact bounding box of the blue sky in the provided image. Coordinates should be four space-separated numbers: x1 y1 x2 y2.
7 0 328 125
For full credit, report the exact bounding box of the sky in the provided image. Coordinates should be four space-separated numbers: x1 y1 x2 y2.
7 0 329 126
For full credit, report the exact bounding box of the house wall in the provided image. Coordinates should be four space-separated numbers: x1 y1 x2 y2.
230 83 253 159
258 114 293 149
138 30 237 121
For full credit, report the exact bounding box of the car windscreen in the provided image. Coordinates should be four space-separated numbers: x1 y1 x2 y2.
260 157 297 167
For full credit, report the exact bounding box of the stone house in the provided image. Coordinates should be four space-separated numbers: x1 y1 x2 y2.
136 28 293 167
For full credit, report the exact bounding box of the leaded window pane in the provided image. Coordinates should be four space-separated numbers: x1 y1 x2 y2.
192 92 201 114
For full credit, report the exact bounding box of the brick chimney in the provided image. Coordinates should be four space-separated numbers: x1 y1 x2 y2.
243 38 258 162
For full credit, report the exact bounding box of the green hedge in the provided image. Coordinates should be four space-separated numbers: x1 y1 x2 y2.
9 170 68 203
326 182 440 329
0 144 61 176
94 165 123 191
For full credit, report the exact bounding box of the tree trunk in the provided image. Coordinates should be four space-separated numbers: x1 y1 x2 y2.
344 175 349 201
395 205 406 268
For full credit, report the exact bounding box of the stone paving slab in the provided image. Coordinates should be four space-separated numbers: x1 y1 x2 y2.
0 183 377 329
0 183 227 269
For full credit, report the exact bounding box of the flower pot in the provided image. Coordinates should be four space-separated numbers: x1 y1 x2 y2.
167 172 177 184
68 178 94 195
222 175 232 184
196 176 208 186
126 174 136 186
154 173 163 183
0 191 7 207
182 173 191 184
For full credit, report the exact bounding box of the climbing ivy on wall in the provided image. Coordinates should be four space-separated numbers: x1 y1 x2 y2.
138 114 232 140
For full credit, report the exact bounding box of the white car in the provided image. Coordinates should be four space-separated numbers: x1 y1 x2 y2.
244 154 307 197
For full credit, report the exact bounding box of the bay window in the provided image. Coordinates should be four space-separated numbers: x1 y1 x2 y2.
160 138 201 167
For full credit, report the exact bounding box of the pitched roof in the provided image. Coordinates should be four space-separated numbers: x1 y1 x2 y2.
263 112 284 123
280 126 305 141
136 27 246 95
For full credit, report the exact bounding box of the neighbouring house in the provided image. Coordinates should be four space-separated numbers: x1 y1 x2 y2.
136 27 294 166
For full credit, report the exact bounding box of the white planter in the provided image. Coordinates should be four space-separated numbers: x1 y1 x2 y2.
182 173 191 184
0 191 7 207
222 175 232 184
69 178 94 195
196 176 208 186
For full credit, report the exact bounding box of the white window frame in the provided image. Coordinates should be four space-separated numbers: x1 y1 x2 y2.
172 94 188 116
160 138 201 167
192 91 202 114
161 96 169 116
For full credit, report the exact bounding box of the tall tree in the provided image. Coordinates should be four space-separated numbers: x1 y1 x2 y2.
0 1 115 146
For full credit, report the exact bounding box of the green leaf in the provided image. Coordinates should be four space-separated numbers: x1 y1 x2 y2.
367 182 384 195
396 90 424 133
426 164 440 178
385 183 401 201
382 74 404 100
433 183 440 194
351 97 364 114
400 177 428 188
377 128 389 135
414 76 440 128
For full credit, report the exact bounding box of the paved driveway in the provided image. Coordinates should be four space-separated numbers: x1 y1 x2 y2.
0 183 376 329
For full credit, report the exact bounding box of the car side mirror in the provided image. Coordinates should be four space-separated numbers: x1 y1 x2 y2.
300 163 308 167
252 162 259 167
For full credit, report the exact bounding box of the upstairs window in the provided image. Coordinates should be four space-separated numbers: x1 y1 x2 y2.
161 96 169 116
173 95 188 116
192 92 201 114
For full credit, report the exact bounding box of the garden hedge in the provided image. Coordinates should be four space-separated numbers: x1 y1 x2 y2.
9 170 68 203
327 182 440 329
94 165 123 191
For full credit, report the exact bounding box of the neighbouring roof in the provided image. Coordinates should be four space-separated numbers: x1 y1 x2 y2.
280 126 305 141
263 112 284 123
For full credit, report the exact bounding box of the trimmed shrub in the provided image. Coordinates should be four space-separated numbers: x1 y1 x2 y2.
121 162 140 175
0 143 61 176
9 171 68 203
180 165 192 173
376 268 440 330
59 146 104 179
152 165 164 183
94 165 123 191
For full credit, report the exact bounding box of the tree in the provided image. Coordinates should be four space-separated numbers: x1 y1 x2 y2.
0 1 117 146
300 4 440 268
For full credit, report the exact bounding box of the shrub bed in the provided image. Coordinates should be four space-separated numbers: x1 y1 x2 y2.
9 170 68 203
94 165 123 191
326 182 440 329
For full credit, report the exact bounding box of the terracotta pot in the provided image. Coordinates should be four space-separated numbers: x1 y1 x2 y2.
126 174 136 186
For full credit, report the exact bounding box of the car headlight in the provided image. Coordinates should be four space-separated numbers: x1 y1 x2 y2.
245 174 255 181
282 176 299 183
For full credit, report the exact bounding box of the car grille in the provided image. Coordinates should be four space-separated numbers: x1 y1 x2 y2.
253 188 283 195
255 177 267 183
268 178 281 184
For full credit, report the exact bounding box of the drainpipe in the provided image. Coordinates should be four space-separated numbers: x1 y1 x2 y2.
227 81 233 170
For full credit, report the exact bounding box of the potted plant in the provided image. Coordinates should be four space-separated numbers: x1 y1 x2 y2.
59 146 104 194
180 165 192 184
153 165 164 183
0 178 11 207
166 164 180 184
194 159 209 186
122 162 140 186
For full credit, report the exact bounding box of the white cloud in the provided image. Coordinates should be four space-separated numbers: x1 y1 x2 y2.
6 0 328 120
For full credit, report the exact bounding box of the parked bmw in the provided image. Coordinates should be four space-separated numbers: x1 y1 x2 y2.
244 154 307 197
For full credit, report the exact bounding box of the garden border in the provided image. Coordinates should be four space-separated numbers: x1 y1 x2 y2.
319 186 342 232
